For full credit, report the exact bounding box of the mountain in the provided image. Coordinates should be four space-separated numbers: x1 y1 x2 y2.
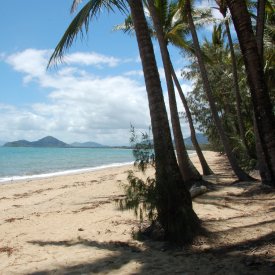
3 139 32 147
184 133 208 146
70 141 106 148
3 136 69 148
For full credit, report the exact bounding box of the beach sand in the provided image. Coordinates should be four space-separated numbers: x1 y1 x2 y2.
0 151 274 274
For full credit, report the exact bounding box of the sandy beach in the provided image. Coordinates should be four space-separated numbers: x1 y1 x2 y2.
0 151 274 274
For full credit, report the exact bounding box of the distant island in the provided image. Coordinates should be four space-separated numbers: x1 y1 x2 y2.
2 133 208 148
3 136 106 148
183 133 208 146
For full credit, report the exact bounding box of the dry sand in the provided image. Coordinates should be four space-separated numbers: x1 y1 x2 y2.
0 151 274 274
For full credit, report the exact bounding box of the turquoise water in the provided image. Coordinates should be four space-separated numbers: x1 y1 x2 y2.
0 147 196 182
0 147 135 182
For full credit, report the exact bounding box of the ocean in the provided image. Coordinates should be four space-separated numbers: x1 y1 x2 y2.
0 147 135 183
0 147 196 183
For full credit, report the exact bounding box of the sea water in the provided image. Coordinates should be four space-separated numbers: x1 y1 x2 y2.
0 147 196 183
0 147 135 182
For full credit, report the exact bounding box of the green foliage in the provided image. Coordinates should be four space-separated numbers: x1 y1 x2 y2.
118 126 157 223
119 170 157 221
130 125 155 172
183 23 257 170
48 0 128 67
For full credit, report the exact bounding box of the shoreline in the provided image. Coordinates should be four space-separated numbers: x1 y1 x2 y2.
0 161 134 184
0 150 197 184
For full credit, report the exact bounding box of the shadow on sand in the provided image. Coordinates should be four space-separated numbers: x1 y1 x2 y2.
27 229 274 274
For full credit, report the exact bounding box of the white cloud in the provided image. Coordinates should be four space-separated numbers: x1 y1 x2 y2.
64 51 121 67
124 70 144 77
2 49 151 145
195 0 224 33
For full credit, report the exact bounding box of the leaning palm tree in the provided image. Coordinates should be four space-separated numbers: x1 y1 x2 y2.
226 0 275 186
178 0 253 182
256 0 266 61
116 0 213 177
215 0 252 159
147 0 213 178
145 0 203 186
49 0 200 243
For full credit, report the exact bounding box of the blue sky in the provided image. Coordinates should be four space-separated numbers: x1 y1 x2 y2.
0 0 218 145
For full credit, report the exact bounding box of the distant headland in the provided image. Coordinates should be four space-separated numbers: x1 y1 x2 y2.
3 136 106 148
2 133 208 149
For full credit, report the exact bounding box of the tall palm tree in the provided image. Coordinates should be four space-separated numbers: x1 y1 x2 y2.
128 0 200 243
256 0 266 61
215 0 252 159
171 65 213 176
150 0 213 177
226 0 275 186
179 0 253 182
49 0 200 243
152 0 213 176
116 0 213 176
145 0 203 185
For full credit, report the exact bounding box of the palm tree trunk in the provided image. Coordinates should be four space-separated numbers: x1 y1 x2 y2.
127 0 200 243
147 0 202 187
256 0 266 62
254 0 271 184
226 0 275 186
224 19 254 158
185 0 253 181
253 113 272 184
170 65 213 175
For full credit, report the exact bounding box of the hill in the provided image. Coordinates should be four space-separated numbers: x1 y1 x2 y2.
3 136 69 148
184 133 208 146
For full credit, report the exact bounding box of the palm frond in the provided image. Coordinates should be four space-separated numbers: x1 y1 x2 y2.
154 0 169 27
48 0 128 67
113 15 135 35
71 0 84 13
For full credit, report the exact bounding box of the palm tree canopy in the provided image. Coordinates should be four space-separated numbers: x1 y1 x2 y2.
48 0 128 67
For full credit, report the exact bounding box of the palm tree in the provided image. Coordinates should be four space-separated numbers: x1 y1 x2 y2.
145 0 203 185
171 65 213 176
49 0 200 243
256 0 266 61
116 0 213 176
215 0 253 159
128 0 200 243
179 0 253 182
226 0 275 186
150 0 213 177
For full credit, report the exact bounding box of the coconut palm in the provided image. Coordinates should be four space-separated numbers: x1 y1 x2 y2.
49 0 200 243
178 0 254 182
215 0 253 159
226 0 275 186
116 0 213 177
145 0 205 186
256 0 266 61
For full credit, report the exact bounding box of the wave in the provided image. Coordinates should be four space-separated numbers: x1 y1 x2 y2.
0 161 134 184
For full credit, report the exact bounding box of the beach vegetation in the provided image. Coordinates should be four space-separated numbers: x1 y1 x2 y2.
118 126 157 222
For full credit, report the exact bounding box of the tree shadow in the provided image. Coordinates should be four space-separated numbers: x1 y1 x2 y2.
27 232 275 275
209 219 275 234
194 194 246 212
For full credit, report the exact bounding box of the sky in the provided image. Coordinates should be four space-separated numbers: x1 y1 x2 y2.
0 0 219 146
